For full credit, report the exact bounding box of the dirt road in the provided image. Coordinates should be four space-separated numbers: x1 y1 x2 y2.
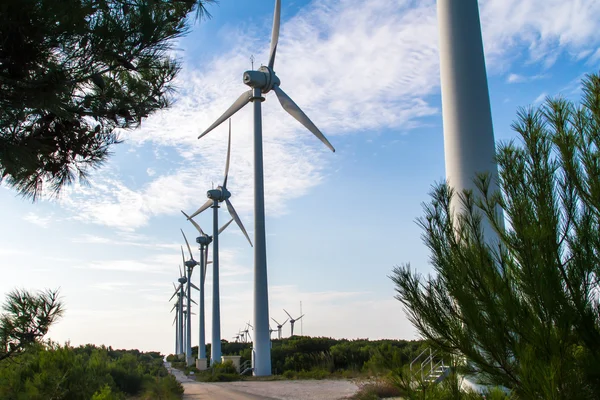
166 362 359 400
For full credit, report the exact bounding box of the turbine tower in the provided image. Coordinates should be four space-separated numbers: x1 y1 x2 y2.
271 317 288 339
197 0 335 376
187 120 252 366
182 211 233 362
284 309 304 336
170 268 188 357
438 0 500 235
181 235 201 366
170 284 181 355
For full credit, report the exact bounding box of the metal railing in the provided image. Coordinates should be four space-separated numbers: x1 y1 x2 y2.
410 347 448 386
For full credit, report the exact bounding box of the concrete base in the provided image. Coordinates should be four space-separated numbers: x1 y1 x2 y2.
221 355 242 372
196 358 208 370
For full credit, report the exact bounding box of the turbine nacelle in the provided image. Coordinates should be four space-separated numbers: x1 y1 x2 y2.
243 66 280 93
196 235 212 246
207 186 231 202
184 260 197 268
178 277 187 284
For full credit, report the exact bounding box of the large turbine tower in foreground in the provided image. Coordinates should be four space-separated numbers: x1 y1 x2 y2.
438 0 500 235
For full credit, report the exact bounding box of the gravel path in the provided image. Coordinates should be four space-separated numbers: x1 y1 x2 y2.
166 362 360 400
210 380 360 400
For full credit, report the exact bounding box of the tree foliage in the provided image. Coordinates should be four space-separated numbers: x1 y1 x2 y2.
0 288 64 362
391 72 600 399
0 0 214 199
0 343 182 399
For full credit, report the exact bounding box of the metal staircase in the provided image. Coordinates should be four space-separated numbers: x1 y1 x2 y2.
240 359 253 375
410 347 450 386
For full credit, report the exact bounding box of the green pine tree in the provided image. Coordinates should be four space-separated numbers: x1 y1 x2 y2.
0 288 64 362
391 72 600 399
0 0 214 199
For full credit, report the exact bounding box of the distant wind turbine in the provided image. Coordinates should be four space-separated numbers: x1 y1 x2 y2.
169 267 188 357
271 317 288 339
284 309 304 336
182 211 232 362
181 234 201 367
197 0 335 376
186 120 252 365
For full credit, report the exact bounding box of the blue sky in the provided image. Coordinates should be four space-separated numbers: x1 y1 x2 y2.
1 0 600 355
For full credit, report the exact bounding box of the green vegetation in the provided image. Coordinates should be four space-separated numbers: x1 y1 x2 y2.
1 288 64 362
0 0 214 199
170 336 426 383
0 343 182 399
392 72 600 399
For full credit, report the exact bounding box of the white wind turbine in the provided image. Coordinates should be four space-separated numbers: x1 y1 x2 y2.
169 267 188 357
181 212 233 362
186 120 252 365
271 317 288 339
284 309 304 336
197 0 335 376
181 235 202 367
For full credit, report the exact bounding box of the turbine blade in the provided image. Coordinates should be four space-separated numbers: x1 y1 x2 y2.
190 282 200 291
172 282 177 292
169 284 182 301
173 315 177 325
171 303 177 312
180 229 195 261
283 309 293 319
219 218 234 235
296 314 305 321
190 298 198 305
179 265 183 278
273 85 335 152
204 246 209 282
188 199 213 219
181 246 186 272
181 210 205 236
283 318 288 325
268 0 281 69
223 119 232 189
271 318 280 325
225 199 253 247
198 90 253 139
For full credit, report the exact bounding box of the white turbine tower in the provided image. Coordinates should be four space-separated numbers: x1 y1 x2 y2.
169 268 188 357
182 211 233 363
181 235 201 367
187 120 252 366
197 0 335 376
271 317 288 339
438 0 500 233
283 309 304 336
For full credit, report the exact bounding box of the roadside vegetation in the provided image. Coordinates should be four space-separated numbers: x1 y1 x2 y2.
392 72 600 399
0 343 183 400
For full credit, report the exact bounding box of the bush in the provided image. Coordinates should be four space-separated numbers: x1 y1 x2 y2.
141 375 184 400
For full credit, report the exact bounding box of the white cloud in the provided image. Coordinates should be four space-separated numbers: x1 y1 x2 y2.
23 212 53 228
57 0 600 230
506 73 547 83
533 92 548 104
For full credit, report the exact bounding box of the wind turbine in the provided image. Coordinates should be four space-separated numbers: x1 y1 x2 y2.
181 234 201 367
170 284 181 355
284 309 304 336
169 267 188 357
243 322 253 342
186 120 252 365
182 211 233 362
271 317 288 339
197 0 335 376
269 325 277 339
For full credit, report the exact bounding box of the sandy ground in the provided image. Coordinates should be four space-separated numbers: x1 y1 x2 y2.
166 362 360 400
